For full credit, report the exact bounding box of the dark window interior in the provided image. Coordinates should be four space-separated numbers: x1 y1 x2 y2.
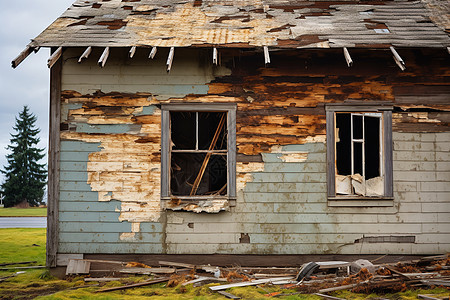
336 113 380 179
170 111 227 196
336 113 351 175
365 116 380 179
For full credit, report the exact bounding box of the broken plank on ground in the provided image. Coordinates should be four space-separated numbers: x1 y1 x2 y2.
209 277 294 291
96 277 170 293
158 260 196 269
119 267 175 274
217 290 241 299
66 259 91 275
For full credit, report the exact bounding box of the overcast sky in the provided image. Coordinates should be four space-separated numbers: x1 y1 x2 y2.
0 0 74 182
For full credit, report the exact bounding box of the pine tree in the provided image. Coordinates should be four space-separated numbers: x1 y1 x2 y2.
1 106 47 207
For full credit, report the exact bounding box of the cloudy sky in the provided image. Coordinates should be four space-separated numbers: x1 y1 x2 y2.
0 0 74 182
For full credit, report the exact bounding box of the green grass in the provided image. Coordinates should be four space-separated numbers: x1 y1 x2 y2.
0 207 47 217
0 228 46 266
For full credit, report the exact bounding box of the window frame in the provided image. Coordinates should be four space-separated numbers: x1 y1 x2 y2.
161 103 236 200
326 104 393 200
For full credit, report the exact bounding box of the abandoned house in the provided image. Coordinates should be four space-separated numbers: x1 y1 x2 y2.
13 0 450 268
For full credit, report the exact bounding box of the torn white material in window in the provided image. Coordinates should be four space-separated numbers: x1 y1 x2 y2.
335 112 384 196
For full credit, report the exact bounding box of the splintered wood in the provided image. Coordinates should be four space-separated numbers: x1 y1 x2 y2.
66 255 449 296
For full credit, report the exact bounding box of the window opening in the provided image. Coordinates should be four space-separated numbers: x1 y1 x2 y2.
170 111 228 196
335 112 383 196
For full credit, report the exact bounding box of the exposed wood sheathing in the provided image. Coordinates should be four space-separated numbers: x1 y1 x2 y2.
30 0 450 48
59 47 449 254
61 91 162 240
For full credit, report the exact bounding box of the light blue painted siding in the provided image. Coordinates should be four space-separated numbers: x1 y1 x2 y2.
59 140 164 254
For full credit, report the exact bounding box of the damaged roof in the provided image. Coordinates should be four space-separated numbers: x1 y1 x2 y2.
29 0 450 49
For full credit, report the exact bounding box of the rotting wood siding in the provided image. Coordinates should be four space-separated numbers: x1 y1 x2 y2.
57 47 449 257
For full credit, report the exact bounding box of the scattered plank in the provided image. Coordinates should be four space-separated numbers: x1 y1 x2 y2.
0 261 37 267
384 266 411 280
182 276 227 286
119 267 175 275
217 290 241 299
158 261 195 269
66 259 91 275
421 279 450 287
0 266 46 270
314 293 347 300
318 283 359 293
209 277 294 291
96 277 170 293
82 259 126 265
84 278 122 282
418 295 441 300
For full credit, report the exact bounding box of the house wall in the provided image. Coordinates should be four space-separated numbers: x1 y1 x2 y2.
57 47 450 258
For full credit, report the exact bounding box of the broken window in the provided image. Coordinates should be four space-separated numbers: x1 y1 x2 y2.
161 104 236 199
326 106 393 198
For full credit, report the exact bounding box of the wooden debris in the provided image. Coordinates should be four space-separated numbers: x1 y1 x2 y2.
96 277 170 293
418 295 441 300
66 259 91 275
0 266 46 271
209 277 293 291
182 276 227 286
217 290 241 299
318 283 360 293
84 278 122 282
120 267 175 275
12 44 36 68
421 279 450 287
314 293 347 300
0 261 37 266
158 261 196 269
47 46 62 69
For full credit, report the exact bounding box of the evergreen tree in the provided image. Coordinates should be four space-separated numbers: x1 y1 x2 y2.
1 106 47 207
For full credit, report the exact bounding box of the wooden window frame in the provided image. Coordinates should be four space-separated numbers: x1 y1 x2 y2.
161 103 236 200
326 103 393 201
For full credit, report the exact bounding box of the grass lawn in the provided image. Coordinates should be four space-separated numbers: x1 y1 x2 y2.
0 207 47 217
0 228 448 299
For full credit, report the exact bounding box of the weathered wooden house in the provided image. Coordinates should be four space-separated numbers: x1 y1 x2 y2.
13 0 450 268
